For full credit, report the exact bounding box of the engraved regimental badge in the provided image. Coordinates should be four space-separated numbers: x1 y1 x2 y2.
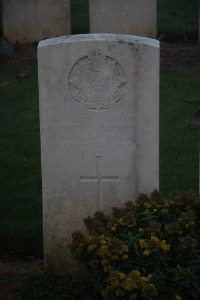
68 48 127 111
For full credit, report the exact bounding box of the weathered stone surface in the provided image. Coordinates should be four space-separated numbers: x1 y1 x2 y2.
89 0 157 37
2 0 70 44
38 34 159 275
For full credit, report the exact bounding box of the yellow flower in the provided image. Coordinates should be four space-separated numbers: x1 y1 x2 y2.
118 272 126 280
100 240 106 245
144 202 152 209
101 258 109 266
111 255 119 260
129 270 141 278
87 244 97 252
139 239 147 248
175 295 182 300
142 284 157 298
143 250 151 256
123 244 129 252
117 218 124 225
98 245 109 258
122 279 136 292
151 236 159 242
140 276 148 282
99 234 105 239
99 245 107 251
111 226 116 231
160 240 170 252
122 255 128 260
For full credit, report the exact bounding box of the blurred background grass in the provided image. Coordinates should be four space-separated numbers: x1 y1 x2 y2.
0 64 43 253
157 0 199 41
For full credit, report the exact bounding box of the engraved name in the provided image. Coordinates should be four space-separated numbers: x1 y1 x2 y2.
61 117 135 146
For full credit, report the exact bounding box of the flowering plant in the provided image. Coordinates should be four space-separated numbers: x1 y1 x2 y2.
70 190 200 300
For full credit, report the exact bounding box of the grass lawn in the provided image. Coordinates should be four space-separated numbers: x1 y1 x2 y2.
0 64 42 250
157 0 199 40
160 68 199 195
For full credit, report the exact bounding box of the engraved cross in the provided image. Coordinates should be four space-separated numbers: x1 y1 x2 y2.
80 156 119 210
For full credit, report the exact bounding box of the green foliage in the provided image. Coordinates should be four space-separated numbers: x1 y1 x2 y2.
71 190 200 300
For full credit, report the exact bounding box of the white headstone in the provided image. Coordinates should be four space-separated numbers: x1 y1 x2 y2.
2 0 71 44
89 0 157 38
38 34 160 275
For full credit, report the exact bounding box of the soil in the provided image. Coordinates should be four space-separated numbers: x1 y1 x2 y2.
0 257 43 300
160 41 200 67
1 40 200 67
1 39 200 300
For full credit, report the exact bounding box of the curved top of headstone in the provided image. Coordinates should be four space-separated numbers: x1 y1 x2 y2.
38 34 159 49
